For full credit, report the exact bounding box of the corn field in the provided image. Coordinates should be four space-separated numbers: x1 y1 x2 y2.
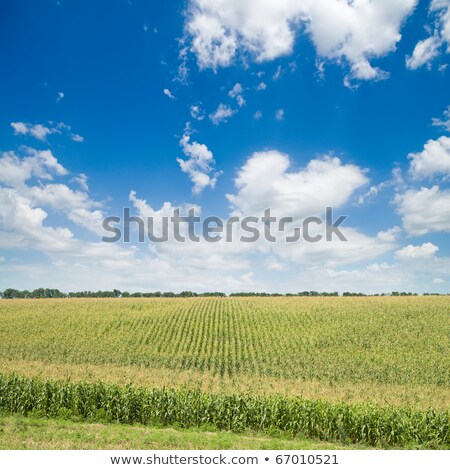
0 374 448 447
0 296 449 447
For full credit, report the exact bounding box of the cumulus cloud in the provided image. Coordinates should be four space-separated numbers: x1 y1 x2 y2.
1 144 249 292
395 129 450 236
407 0 450 69
0 146 133 269
0 148 67 187
0 189 75 252
395 242 439 260
129 191 255 276
1 144 445 294
11 122 57 141
271 227 397 268
56 91 65 102
177 134 222 194
209 104 236 125
27 184 104 234
395 186 450 235
184 0 417 83
227 150 368 219
295 255 450 294
377 226 402 243
71 173 89 191
408 136 450 179
10 121 84 143
0 148 104 235
406 35 442 70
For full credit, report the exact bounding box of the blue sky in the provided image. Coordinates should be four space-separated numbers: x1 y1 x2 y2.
1 0 450 293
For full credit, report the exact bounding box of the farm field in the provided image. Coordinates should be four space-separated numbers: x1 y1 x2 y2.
0 296 449 448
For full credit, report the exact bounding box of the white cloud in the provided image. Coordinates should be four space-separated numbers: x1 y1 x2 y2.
356 182 387 205
26 184 104 234
377 226 402 243
185 0 417 82
256 81 267 90
228 82 243 98
431 0 450 47
11 122 57 141
163 88 175 99
0 188 75 252
228 83 246 107
272 227 397 268
432 105 450 132
227 150 368 219
407 0 450 69
275 109 285 121
71 133 85 143
0 146 138 283
254 110 262 120
175 45 190 85
272 65 282 81
0 148 67 187
265 256 287 272
0 147 270 292
0 148 104 235
56 91 65 102
128 191 255 277
71 173 89 191
395 242 439 260
10 121 83 143
406 35 442 70
295 255 450 294
236 95 245 107
408 136 450 179
177 134 222 194
395 186 450 235
190 104 205 120
10 122 28 135
209 104 236 125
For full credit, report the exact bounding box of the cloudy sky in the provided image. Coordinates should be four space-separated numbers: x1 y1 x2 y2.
1 0 450 294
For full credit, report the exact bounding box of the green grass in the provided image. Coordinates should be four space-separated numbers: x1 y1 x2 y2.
0 412 368 450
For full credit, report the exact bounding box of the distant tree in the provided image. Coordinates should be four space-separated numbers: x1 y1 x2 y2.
1 288 21 299
200 292 226 297
179 291 197 297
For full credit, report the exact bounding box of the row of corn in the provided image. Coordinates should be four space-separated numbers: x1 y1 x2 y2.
0 373 448 448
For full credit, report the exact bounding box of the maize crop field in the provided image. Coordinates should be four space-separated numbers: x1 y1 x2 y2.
0 296 449 447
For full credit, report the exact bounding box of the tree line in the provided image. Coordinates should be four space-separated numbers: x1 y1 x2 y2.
0 288 446 299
